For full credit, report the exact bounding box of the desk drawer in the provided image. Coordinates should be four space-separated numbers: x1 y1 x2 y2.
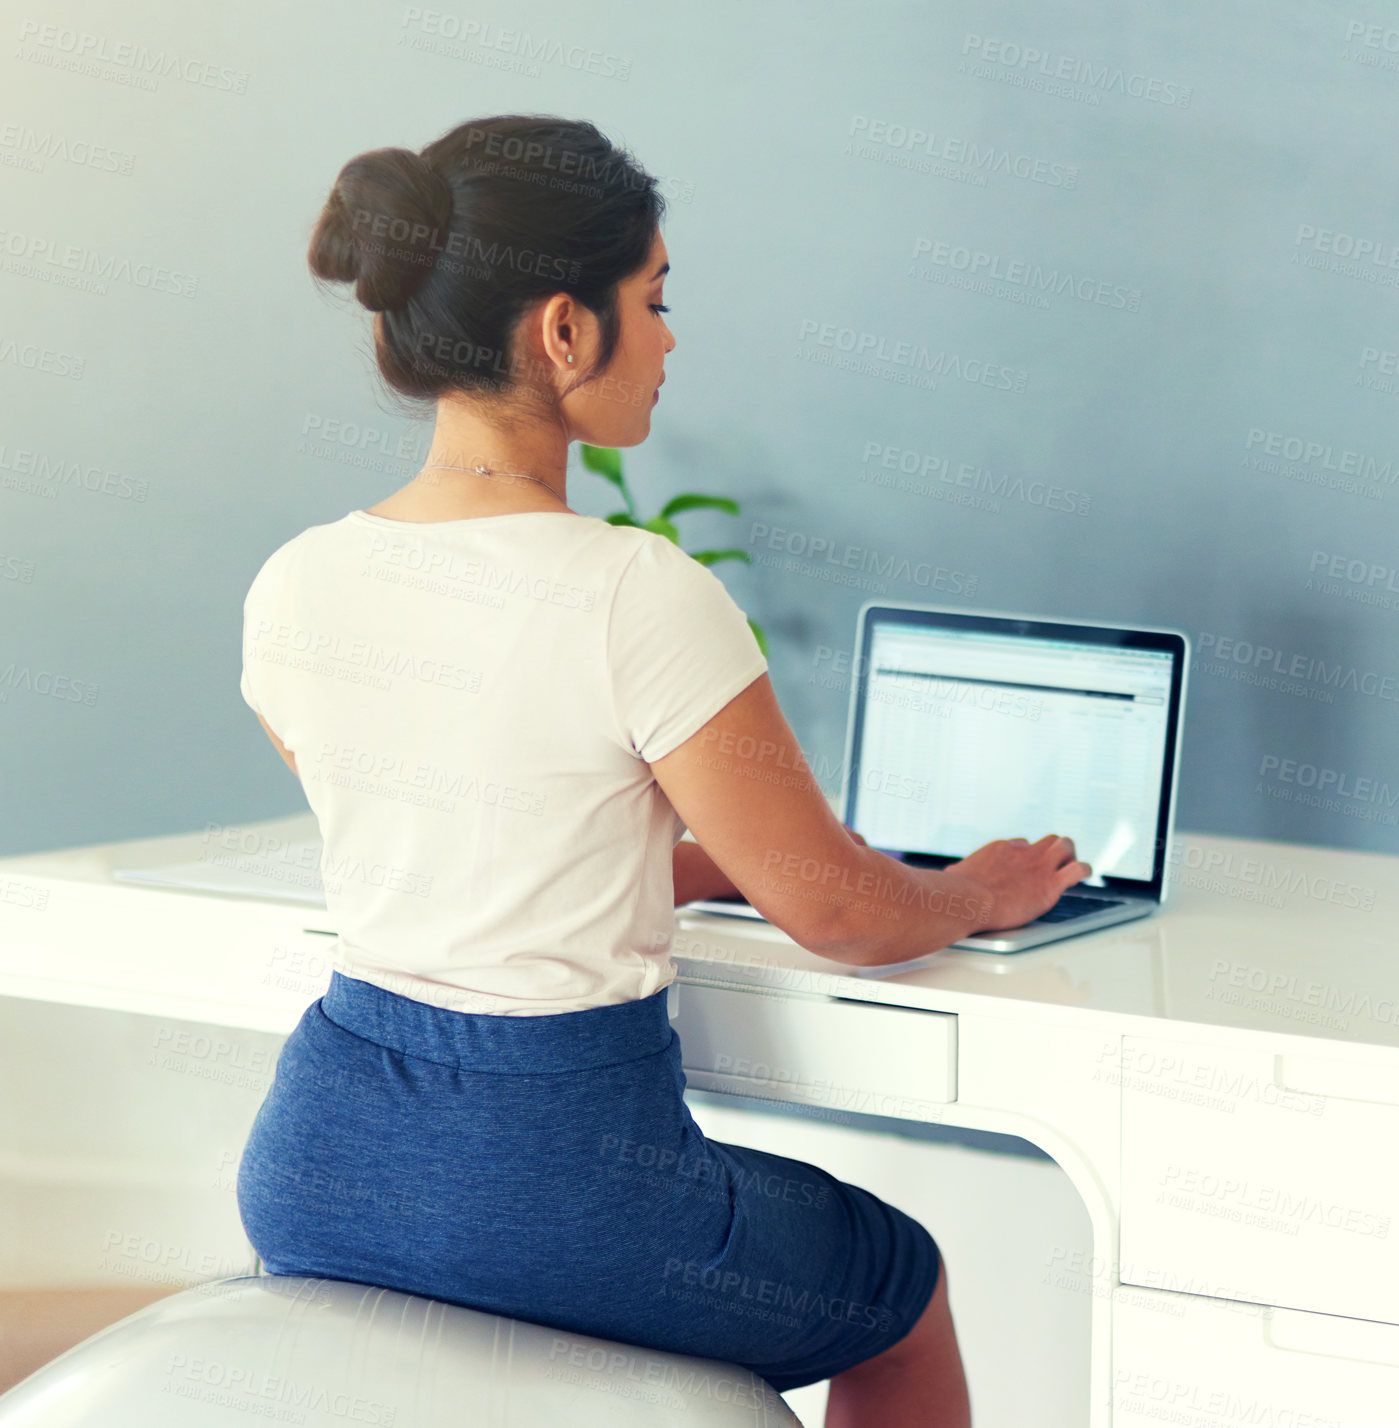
1113 1283 1399 1426
670 982 956 1121
1118 1034 1399 1325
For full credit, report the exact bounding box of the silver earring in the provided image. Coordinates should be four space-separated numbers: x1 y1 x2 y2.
566 354 574 363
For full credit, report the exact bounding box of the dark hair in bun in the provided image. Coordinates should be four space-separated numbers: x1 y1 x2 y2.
307 114 666 414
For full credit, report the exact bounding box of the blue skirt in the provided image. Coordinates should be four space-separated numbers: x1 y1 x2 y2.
236 970 940 1393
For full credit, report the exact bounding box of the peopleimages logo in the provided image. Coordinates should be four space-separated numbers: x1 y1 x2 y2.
1345 19 1399 53
910 236 1142 312
0 337 85 381
15 19 250 94
348 204 581 283
748 522 978 597
1258 754 1398 811
1197 631 1399 704
796 319 1028 394
0 225 199 297
1294 223 1399 267
960 34 1192 107
859 441 1091 516
0 121 135 176
1358 346 1399 398
1294 223 1399 288
1343 19 1399 73
397 12 632 81
0 440 145 499
1169 842 1377 911
1308 550 1399 591
845 116 1078 189
1306 548 1399 612
1242 427 1397 499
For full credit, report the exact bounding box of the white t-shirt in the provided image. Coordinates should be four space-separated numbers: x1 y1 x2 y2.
240 509 768 1016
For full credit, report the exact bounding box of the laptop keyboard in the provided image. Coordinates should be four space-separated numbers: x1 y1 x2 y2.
1035 892 1125 923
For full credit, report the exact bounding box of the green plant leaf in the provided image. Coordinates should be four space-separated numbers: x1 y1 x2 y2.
579 444 624 489
659 493 741 521
584 456 762 653
687 548 752 567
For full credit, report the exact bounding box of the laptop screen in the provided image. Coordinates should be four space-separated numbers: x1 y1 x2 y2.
843 607 1186 895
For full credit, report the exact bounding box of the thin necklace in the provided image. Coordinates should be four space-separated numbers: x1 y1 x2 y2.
418 461 567 506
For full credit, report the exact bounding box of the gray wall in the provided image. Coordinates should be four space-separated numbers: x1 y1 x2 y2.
5 0 1398 856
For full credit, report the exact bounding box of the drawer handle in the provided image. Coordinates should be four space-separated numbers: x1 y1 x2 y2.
1266 1304 1399 1367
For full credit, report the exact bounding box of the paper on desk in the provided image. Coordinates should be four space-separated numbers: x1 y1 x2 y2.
113 838 328 905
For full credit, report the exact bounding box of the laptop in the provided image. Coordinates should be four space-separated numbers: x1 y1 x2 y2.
685 600 1189 955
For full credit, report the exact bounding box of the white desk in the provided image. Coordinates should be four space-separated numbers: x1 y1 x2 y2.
2 816 1398 1426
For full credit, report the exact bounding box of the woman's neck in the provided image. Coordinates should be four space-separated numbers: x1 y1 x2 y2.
368 464 573 520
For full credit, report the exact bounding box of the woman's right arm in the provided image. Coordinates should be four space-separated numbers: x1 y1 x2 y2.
649 673 1091 968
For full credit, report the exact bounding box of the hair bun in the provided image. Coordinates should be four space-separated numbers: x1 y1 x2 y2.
310 147 455 313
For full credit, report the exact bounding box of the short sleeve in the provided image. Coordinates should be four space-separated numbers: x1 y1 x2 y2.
240 577 268 715
607 533 769 764
239 542 292 720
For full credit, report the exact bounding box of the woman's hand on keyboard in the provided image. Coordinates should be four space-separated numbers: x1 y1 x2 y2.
948 834 1093 933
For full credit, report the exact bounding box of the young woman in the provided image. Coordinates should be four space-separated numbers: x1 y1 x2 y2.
236 114 1088 1428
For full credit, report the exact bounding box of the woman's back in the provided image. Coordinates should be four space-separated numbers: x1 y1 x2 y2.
240 508 768 1015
